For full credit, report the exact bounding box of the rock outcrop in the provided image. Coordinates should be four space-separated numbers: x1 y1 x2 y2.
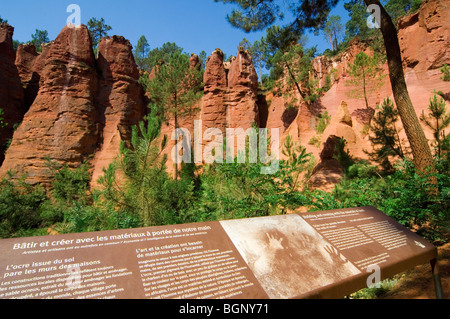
14 42 51 111
14 43 40 109
201 48 259 133
0 23 26 166
286 0 450 177
90 35 146 186
1 0 448 191
308 135 344 191
227 47 259 129
398 0 450 72
201 49 229 133
0 25 100 186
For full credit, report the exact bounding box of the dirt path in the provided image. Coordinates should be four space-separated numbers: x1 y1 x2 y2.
379 242 449 299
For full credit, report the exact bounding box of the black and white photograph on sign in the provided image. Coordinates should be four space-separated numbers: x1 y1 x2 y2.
220 214 361 298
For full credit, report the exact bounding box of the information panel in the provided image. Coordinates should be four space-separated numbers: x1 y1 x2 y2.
0 207 437 299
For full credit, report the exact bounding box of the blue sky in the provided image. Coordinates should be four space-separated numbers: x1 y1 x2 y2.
0 0 349 59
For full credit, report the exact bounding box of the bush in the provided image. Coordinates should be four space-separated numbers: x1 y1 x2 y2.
0 176 48 238
308 158 450 242
49 162 91 204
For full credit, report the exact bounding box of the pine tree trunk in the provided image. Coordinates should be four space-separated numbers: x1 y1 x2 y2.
363 0 434 174
362 66 369 109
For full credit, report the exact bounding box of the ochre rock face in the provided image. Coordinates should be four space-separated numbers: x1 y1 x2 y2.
308 135 344 192
227 48 259 129
1 0 448 190
14 43 40 109
399 0 450 72
396 0 450 122
285 0 450 175
0 25 100 186
0 23 26 166
90 36 146 187
201 48 259 134
0 25 149 187
201 49 228 133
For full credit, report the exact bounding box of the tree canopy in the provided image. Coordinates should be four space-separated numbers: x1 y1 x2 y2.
134 35 150 70
215 0 339 34
87 17 112 48
30 29 49 52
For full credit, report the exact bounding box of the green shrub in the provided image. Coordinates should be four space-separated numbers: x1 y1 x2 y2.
315 111 331 134
0 176 48 238
308 158 449 242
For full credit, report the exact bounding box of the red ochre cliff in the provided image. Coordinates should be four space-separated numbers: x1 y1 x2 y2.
0 0 448 190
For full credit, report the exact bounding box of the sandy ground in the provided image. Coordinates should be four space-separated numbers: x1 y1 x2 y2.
379 241 449 299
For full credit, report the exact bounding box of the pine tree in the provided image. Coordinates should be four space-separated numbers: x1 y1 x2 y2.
97 111 168 227
441 64 450 82
323 15 343 51
147 42 184 72
30 29 49 52
346 52 386 110
420 92 450 163
147 51 203 180
134 35 150 71
344 1 372 40
368 98 405 172
269 42 316 103
87 17 112 48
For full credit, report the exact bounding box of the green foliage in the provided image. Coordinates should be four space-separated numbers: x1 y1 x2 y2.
0 162 141 238
0 16 7 23
147 51 203 179
148 51 203 122
101 112 168 226
216 0 282 32
198 50 208 72
87 17 112 48
368 98 405 172
441 64 450 82
134 35 150 71
216 0 336 35
47 161 91 205
61 202 140 234
346 52 386 109
344 1 372 40
315 111 331 134
308 135 322 148
334 138 356 176
350 277 399 299
0 108 7 128
240 37 268 85
30 29 49 52
323 15 343 52
147 42 184 73
97 111 198 227
309 157 450 242
268 43 316 101
280 135 315 195
194 160 280 221
0 175 48 238
385 0 422 22
420 92 450 171
193 133 312 221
